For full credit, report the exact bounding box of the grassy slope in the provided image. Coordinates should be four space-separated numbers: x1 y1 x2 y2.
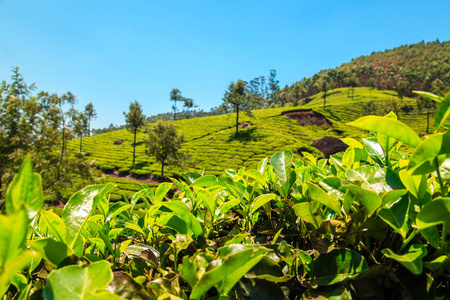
69 88 435 185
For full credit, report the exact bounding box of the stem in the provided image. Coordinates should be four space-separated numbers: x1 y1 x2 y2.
435 157 445 196
441 222 447 252
399 228 418 253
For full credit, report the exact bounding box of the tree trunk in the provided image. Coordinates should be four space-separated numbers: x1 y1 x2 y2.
426 111 430 134
80 134 82 153
161 162 164 178
58 119 65 178
235 103 239 136
133 128 137 166
323 90 327 108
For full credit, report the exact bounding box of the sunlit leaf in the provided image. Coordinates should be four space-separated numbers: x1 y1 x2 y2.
306 183 341 216
270 150 293 184
382 244 427 275
5 156 43 219
43 260 121 299
408 132 450 175
348 116 421 148
416 197 450 230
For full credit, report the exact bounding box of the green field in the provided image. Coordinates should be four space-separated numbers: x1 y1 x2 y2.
68 87 437 179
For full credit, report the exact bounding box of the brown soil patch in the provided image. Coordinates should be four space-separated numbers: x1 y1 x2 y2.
312 136 349 158
282 110 331 128
239 122 251 128
114 139 124 145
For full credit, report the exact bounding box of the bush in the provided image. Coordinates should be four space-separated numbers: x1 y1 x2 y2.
118 167 129 176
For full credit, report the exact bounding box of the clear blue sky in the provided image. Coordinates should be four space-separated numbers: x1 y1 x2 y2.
1 0 449 129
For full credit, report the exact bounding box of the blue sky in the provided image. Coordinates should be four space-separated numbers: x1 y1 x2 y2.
1 0 449 129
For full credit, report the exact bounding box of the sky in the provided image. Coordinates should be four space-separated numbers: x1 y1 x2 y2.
1 0 449 129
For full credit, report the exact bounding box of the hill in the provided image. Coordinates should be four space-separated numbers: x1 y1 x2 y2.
69 87 439 190
276 40 450 106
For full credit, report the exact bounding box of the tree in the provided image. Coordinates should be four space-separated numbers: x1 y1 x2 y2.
170 88 182 120
0 68 93 201
124 101 145 167
395 81 409 101
367 78 376 98
316 77 333 108
267 69 280 100
222 80 258 136
84 102 96 136
146 121 185 178
70 110 88 152
346 76 359 100
182 97 195 118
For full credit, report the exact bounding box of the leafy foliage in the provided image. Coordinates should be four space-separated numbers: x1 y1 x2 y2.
2 90 450 298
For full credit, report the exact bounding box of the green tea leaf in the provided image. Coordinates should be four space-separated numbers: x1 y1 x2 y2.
0 251 38 298
43 260 120 300
416 198 450 230
382 244 427 275
306 183 342 216
62 185 110 257
408 132 450 175
345 185 381 217
158 201 204 238
29 238 73 267
39 210 68 243
125 222 145 236
293 202 322 228
0 207 28 268
194 187 216 213
413 91 442 103
5 156 43 219
348 116 421 148
310 248 368 286
192 175 218 188
154 182 174 202
250 194 277 215
434 91 450 132
270 150 293 184
377 196 410 238
190 246 268 298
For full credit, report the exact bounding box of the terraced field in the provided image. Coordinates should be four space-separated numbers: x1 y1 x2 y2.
69 87 436 179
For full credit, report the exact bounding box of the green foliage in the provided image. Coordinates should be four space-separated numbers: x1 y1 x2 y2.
3 95 450 298
146 121 186 178
0 68 95 202
124 101 146 167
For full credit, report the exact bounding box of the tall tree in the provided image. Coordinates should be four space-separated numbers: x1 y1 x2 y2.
183 97 195 119
316 77 332 108
70 110 88 153
170 88 182 120
124 101 145 167
267 69 280 100
395 81 409 101
222 80 258 136
146 121 185 178
346 76 359 100
84 102 96 136
367 78 377 98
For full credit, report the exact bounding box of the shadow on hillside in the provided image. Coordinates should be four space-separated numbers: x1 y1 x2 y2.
133 161 150 169
227 127 264 143
134 141 145 146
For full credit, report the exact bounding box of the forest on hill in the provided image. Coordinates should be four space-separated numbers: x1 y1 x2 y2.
278 40 450 106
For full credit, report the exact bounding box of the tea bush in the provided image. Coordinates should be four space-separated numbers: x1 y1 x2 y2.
1 90 450 299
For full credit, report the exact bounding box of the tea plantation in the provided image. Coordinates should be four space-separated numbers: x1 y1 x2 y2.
68 87 435 180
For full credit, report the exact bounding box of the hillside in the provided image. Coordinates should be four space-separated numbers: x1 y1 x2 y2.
69 87 438 186
277 40 450 105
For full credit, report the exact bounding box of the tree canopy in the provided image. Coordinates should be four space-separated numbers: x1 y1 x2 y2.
145 121 185 178
124 101 145 167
